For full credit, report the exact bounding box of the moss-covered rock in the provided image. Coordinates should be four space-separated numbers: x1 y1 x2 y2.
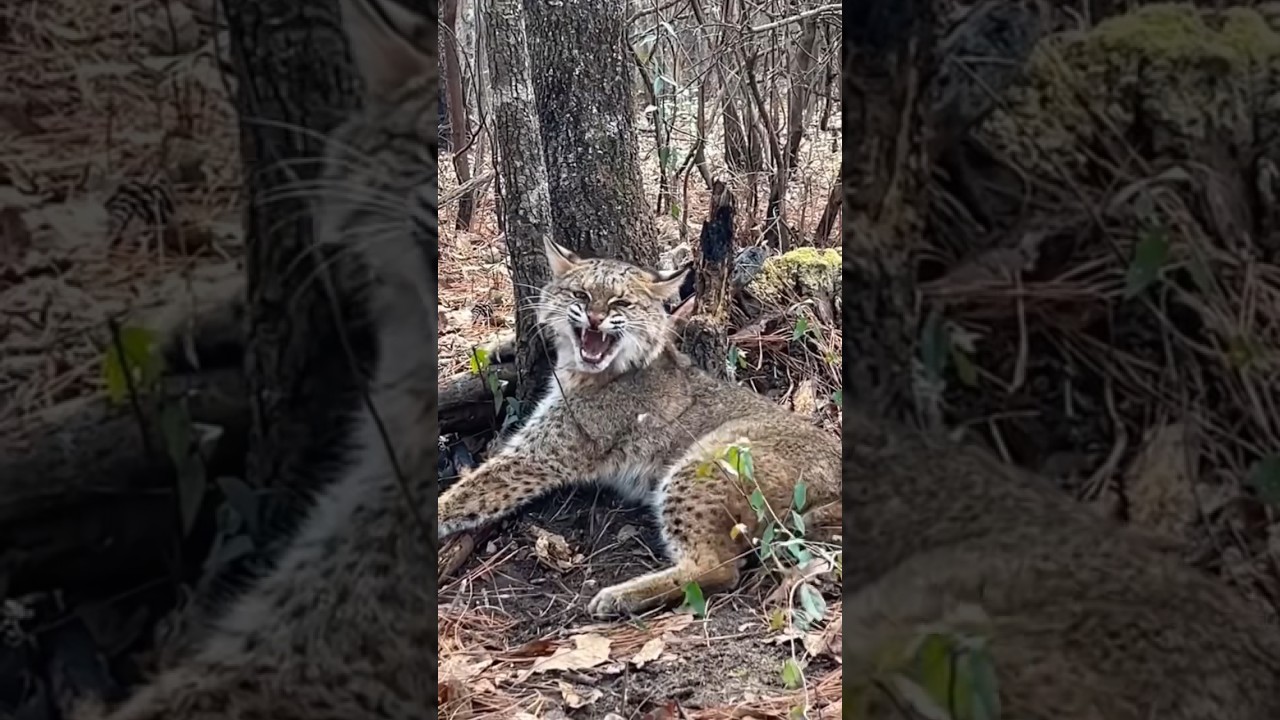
977 3 1280 182
752 247 841 306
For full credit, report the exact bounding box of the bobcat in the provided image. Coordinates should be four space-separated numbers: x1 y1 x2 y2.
87 0 440 717
839 408 1280 718
437 240 842 617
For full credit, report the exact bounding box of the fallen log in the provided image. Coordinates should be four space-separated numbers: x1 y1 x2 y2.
0 369 248 594
438 365 516 435
0 365 513 590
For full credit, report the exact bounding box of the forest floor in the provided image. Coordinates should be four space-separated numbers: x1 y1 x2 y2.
0 0 242 442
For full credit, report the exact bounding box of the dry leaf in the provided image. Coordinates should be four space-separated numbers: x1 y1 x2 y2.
529 633 612 674
629 637 665 668
529 525 582 573
792 379 818 416
557 681 603 709
1125 422 1197 541
439 655 493 684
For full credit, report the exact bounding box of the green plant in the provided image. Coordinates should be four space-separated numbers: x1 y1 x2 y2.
847 608 1002 720
697 439 842 698
101 322 208 536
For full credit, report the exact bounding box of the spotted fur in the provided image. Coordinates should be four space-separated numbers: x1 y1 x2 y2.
90 0 439 718
438 239 841 618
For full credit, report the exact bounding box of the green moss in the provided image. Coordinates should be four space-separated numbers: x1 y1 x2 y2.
1080 4 1280 70
976 3 1280 182
1221 7 1280 64
753 247 841 304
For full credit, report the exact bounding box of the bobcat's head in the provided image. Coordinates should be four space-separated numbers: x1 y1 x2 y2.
537 240 689 375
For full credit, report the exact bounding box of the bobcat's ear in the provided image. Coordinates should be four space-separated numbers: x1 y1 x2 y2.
340 0 433 100
650 263 691 300
544 238 581 278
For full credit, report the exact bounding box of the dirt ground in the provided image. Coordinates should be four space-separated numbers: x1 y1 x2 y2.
438 488 842 718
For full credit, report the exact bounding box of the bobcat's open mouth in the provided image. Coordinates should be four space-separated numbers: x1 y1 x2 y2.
578 328 617 365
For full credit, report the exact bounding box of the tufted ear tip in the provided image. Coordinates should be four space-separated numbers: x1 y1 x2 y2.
340 0 433 101
543 238 581 278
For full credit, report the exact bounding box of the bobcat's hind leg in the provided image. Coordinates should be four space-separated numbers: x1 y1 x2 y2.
437 453 570 540
588 462 750 618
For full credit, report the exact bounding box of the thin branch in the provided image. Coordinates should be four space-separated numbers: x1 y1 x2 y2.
749 3 839 34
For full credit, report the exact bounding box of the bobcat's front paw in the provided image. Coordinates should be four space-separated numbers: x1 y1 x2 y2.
586 586 634 619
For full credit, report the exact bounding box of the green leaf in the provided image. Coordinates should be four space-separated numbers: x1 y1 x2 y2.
920 308 949 382
798 583 827 627
791 315 810 341
486 372 505 414
1248 455 1280 506
468 346 491 376
760 523 776 560
723 443 754 481
728 345 748 369
669 201 682 220
831 389 843 409
1188 252 1215 295
216 476 260 539
658 146 673 170
781 658 804 690
769 608 787 630
889 675 952 720
102 325 163 405
951 345 979 387
160 400 206 537
961 641 1003 720
792 481 807 512
785 541 814 566
681 581 707 618
749 489 767 519
912 633 956 711
1124 227 1169 299
790 509 806 536
1227 336 1257 371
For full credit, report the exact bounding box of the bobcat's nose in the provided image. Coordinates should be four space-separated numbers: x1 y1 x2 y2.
586 311 605 329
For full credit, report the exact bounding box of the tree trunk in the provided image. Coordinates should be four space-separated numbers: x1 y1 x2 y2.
680 182 736 376
844 0 936 423
784 17 819 175
485 0 557 408
814 162 841 247
743 51 788 251
523 0 657 265
223 0 372 514
443 0 477 229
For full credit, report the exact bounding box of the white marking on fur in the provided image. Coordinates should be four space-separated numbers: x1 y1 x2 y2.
596 460 663 504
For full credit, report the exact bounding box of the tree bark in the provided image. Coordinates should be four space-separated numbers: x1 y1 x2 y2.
443 0 477 229
223 0 372 514
680 181 736 376
844 0 936 423
814 164 841 247
485 0 556 408
523 0 657 265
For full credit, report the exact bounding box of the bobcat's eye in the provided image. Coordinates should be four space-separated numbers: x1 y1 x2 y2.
609 298 631 308
571 290 590 303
